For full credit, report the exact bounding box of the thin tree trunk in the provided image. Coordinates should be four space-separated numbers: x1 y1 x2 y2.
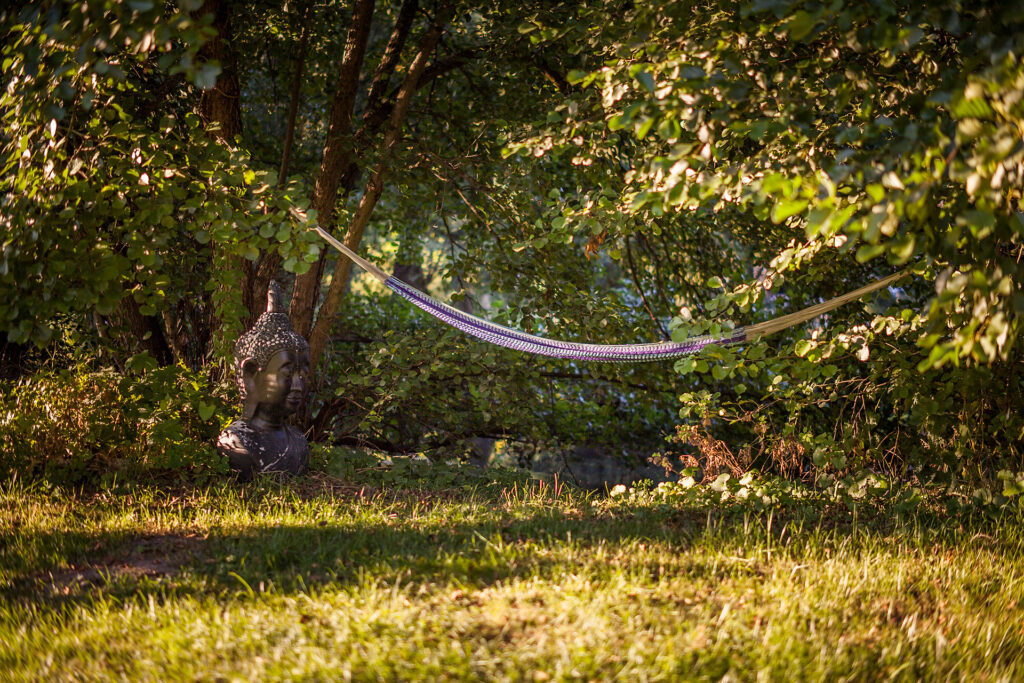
363 0 419 129
333 0 420 199
247 0 314 326
193 0 245 364
290 0 377 338
116 297 175 366
307 14 449 367
278 0 313 183
194 0 242 141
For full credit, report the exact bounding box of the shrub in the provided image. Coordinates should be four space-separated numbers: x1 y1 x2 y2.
0 357 233 485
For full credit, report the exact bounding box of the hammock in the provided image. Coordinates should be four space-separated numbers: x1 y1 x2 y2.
314 227 905 363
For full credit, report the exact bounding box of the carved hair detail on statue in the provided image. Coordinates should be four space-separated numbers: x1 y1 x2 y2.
233 281 310 397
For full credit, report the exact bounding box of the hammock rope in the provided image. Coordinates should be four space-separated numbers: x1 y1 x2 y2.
313 226 905 363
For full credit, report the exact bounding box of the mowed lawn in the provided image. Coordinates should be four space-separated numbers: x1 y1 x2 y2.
1 461 1023 682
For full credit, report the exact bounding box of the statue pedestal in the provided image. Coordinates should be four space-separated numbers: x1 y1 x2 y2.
217 420 309 481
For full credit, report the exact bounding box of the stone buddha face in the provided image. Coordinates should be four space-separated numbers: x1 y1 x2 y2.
219 281 311 480
241 347 310 424
231 281 312 426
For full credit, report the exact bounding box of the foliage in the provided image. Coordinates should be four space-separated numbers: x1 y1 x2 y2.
0 357 233 484
514 0 1023 363
506 0 1024 478
605 468 1024 519
312 443 533 490
2 0 1022 481
1 1 321 361
314 285 679 456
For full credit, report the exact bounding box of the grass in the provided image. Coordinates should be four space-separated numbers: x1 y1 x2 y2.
1 457 1023 682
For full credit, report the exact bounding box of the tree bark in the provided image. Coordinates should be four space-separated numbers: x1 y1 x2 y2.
247 0 314 327
194 0 242 141
334 0 421 207
116 297 175 366
277 0 313 183
307 14 449 367
362 0 420 133
290 0 378 338
193 0 245 361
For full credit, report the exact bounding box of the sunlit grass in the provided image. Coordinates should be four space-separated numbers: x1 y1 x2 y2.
1 465 1022 681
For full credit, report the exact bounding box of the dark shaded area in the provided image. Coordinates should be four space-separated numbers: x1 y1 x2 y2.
0 332 30 380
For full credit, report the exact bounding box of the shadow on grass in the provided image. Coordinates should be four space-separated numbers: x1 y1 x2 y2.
2 480 1019 615
2 504 696 604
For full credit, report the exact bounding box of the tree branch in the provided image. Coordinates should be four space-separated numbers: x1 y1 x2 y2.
247 0 314 327
307 8 452 368
625 235 670 339
290 0 377 338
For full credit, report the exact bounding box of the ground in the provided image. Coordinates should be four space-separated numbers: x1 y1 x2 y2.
1 456 1022 681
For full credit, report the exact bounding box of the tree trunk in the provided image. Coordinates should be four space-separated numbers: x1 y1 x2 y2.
306 15 449 367
333 0 421 203
247 0 314 328
0 332 30 380
116 297 175 366
193 0 247 364
194 0 242 141
277 0 313 183
363 0 420 127
289 0 378 339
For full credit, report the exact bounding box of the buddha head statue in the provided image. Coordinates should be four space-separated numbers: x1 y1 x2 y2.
233 281 310 422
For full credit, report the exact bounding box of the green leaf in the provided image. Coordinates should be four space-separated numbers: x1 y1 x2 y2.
676 357 697 375
567 69 587 84
891 234 916 263
959 209 996 239
771 198 808 223
635 116 656 139
197 402 216 421
785 11 817 41
635 70 655 94
856 244 886 263
608 114 627 131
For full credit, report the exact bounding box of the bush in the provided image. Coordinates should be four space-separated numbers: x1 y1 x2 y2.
0 357 234 485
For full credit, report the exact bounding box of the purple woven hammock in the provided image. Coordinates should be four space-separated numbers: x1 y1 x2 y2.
387 277 746 363
314 226 904 364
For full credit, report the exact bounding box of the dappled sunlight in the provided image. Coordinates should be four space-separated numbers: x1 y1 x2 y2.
2 473 1023 679
2 0 1023 678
